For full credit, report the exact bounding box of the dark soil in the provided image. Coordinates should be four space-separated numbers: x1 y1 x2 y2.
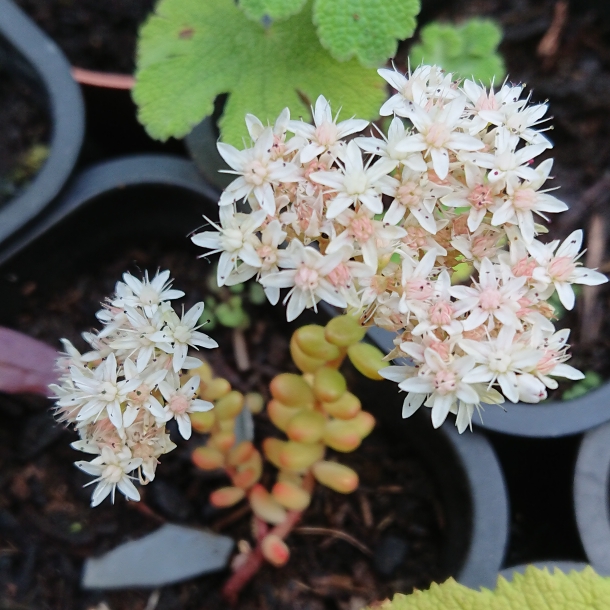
14 0 156 73
0 63 50 206
0 246 446 610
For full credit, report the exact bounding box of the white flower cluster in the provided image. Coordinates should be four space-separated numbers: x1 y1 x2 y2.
191 64 608 432
51 270 218 506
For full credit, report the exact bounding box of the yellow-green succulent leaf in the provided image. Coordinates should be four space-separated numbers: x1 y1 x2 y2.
313 0 420 67
134 0 384 144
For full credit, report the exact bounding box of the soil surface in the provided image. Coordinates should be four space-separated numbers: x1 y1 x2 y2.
0 246 446 610
15 0 156 73
0 64 50 206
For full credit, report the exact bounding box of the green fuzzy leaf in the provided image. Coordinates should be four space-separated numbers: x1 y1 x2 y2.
409 19 505 86
134 0 384 145
371 566 610 610
313 0 420 67
239 0 307 22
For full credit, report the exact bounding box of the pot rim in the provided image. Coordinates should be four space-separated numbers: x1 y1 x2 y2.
0 154 509 591
573 421 610 575
366 326 610 438
0 0 84 245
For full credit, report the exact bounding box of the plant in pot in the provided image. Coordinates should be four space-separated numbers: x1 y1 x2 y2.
0 155 508 607
0 0 84 250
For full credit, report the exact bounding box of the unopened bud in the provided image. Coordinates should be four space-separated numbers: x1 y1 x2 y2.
323 420 361 452
279 441 324 472
267 399 302 432
245 392 264 414
228 441 255 466
200 377 231 401
312 461 359 493
190 410 216 433
261 534 290 567
210 486 245 507
263 438 285 469
325 315 367 347
295 325 341 361
215 390 244 420
321 392 361 420
270 373 314 407
314 367 346 403
192 446 224 470
351 411 375 439
250 484 287 524
208 430 236 453
272 480 311 511
347 343 389 380
286 410 326 444
290 335 326 373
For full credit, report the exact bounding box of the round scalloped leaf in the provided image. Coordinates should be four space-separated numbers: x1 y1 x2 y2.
239 0 308 22
134 0 385 145
409 19 505 86
371 566 610 610
313 0 420 67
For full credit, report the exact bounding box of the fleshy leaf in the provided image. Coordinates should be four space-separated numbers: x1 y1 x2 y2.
134 0 384 145
370 566 610 610
0 326 58 395
409 19 505 86
239 0 307 22
313 0 420 67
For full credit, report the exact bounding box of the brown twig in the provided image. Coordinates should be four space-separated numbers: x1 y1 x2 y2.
581 214 606 344
211 503 252 532
537 1 568 68
222 473 315 604
71 67 135 89
232 328 250 372
128 500 165 524
292 526 373 557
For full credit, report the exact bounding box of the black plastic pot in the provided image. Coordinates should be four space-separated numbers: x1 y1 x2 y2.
573 421 610 576
0 0 84 246
368 327 610 438
0 154 509 591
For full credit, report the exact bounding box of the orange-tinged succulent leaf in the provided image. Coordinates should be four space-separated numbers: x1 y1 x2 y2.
324 315 367 347
192 446 225 470
352 411 375 438
263 437 285 468
347 343 389 380
210 486 245 507
272 480 311 511
290 335 326 373
245 391 264 414
208 430 236 452
313 461 359 493
218 418 236 432
215 390 245 420
279 441 324 472
295 325 341 361
232 466 261 489
200 377 232 401
228 441 256 466
321 391 361 419
323 419 361 452
270 373 314 407
268 399 303 432
261 534 290 567
190 410 216 433
286 410 326 444
189 359 213 387
314 367 347 403
250 484 288 524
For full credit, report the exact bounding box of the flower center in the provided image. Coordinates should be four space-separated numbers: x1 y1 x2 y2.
433 369 457 395
294 265 319 290
128 384 151 405
471 234 499 259
489 353 512 373
468 184 494 210
548 256 575 282
430 301 453 326
138 285 159 305
100 381 117 401
425 123 451 148
315 122 338 147
173 325 192 343
102 464 124 483
512 257 537 278
344 171 368 196
512 188 537 210
245 159 269 186
479 288 502 311
406 278 434 300
403 226 428 249
169 394 190 414
257 244 277 267
397 181 423 207
327 263 351 288
350 216 374 241
220 228 244 253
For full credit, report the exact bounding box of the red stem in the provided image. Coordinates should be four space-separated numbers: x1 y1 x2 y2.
222 473 315 604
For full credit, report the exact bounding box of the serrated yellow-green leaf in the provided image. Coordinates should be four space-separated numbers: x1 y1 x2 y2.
134 0 385 145
370 566 610 610
239 0 307 22
409 19 505 86
313 0 420 67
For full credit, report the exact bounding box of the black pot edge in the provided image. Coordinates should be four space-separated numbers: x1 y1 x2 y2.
573 421 610 576
0 0 84 244
0 156 509 592
367 326 610 438
0 154 221 266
